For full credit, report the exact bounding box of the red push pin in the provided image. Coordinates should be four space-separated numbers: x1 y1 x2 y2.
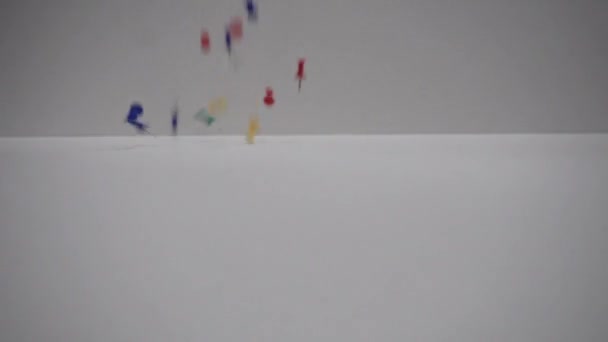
229 17 243 41
263 87 275 107
201 30 211 54
296 58 306 92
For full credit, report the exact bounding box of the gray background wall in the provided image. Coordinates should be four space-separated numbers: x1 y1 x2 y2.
1 0 607 136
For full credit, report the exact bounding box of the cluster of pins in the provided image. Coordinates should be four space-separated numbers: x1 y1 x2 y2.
125 0 307 144
200 0 252 58
247 87 275 144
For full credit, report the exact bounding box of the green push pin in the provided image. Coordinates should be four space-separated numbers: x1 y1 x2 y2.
205 115 216 126
195 108 216 126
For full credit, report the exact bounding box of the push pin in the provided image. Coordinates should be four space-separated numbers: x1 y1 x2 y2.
263 87 275 107
201 30 210 54
245 0 258 23
296 58 306 92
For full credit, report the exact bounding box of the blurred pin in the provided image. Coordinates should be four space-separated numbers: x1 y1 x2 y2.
171 101 179 135
208 97 228 116
229 17 243 41
201 30 210 54
194 108 216 126
246 115 260 144
245 0 258 23
225 27 238 68
296 59 306 92
225 28 232 56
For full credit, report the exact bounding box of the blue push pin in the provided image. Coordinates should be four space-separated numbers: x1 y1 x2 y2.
171 104 178 135
125 102 149 134
245 0 257 22
225 28 232 55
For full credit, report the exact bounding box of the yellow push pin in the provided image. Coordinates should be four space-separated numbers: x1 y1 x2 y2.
208 97 228 116
246 114 260 144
